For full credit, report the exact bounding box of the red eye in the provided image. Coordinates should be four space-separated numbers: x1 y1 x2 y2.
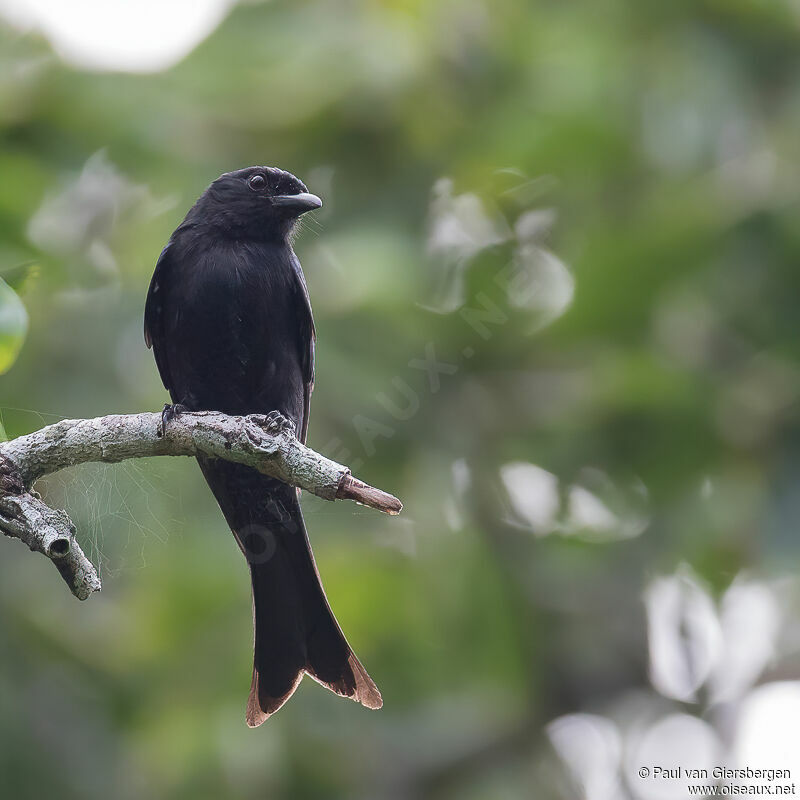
248 174 266 191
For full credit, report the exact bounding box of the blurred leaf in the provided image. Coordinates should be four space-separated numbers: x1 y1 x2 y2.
0 277 28 374
0 261 39 295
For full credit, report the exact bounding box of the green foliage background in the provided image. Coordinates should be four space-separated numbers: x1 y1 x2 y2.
1 1 800 798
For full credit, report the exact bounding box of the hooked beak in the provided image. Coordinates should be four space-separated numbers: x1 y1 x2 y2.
271 192 323 215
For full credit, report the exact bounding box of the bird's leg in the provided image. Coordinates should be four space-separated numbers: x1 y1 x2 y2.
158 403 189 437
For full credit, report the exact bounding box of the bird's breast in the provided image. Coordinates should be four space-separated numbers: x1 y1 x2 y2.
165 238 306 418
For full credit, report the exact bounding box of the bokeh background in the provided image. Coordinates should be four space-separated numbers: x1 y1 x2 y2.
2 1 800 798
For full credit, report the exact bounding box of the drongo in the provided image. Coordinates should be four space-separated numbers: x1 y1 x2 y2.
144 166 381 725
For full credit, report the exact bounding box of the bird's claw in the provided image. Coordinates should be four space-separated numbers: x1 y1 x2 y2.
265 411 295 436
158 403 189 437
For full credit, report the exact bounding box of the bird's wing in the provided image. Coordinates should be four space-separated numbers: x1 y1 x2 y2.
144 242 174 393
290 255 316 445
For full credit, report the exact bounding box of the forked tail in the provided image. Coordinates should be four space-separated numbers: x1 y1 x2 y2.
198 457 381 726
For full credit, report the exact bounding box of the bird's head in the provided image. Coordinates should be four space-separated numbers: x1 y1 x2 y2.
189 166 322 241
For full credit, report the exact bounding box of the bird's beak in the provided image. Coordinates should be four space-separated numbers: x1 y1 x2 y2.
271 192 323 215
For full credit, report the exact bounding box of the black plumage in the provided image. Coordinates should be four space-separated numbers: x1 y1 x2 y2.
144 166 381 725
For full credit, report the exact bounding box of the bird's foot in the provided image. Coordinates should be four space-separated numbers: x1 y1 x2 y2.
264 410 296 436
158 403 189 437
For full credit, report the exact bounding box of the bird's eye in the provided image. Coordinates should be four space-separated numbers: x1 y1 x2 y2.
248 174 266 191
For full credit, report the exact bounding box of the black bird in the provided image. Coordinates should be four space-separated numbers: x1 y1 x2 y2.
144 166 382 725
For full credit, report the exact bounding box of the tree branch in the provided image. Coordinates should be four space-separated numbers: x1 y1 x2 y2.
0 410 401 600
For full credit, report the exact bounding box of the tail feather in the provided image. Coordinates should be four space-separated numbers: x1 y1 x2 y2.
198 457 381 726
306 652 383 710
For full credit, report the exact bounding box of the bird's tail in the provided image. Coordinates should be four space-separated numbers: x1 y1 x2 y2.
197 458 382 726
